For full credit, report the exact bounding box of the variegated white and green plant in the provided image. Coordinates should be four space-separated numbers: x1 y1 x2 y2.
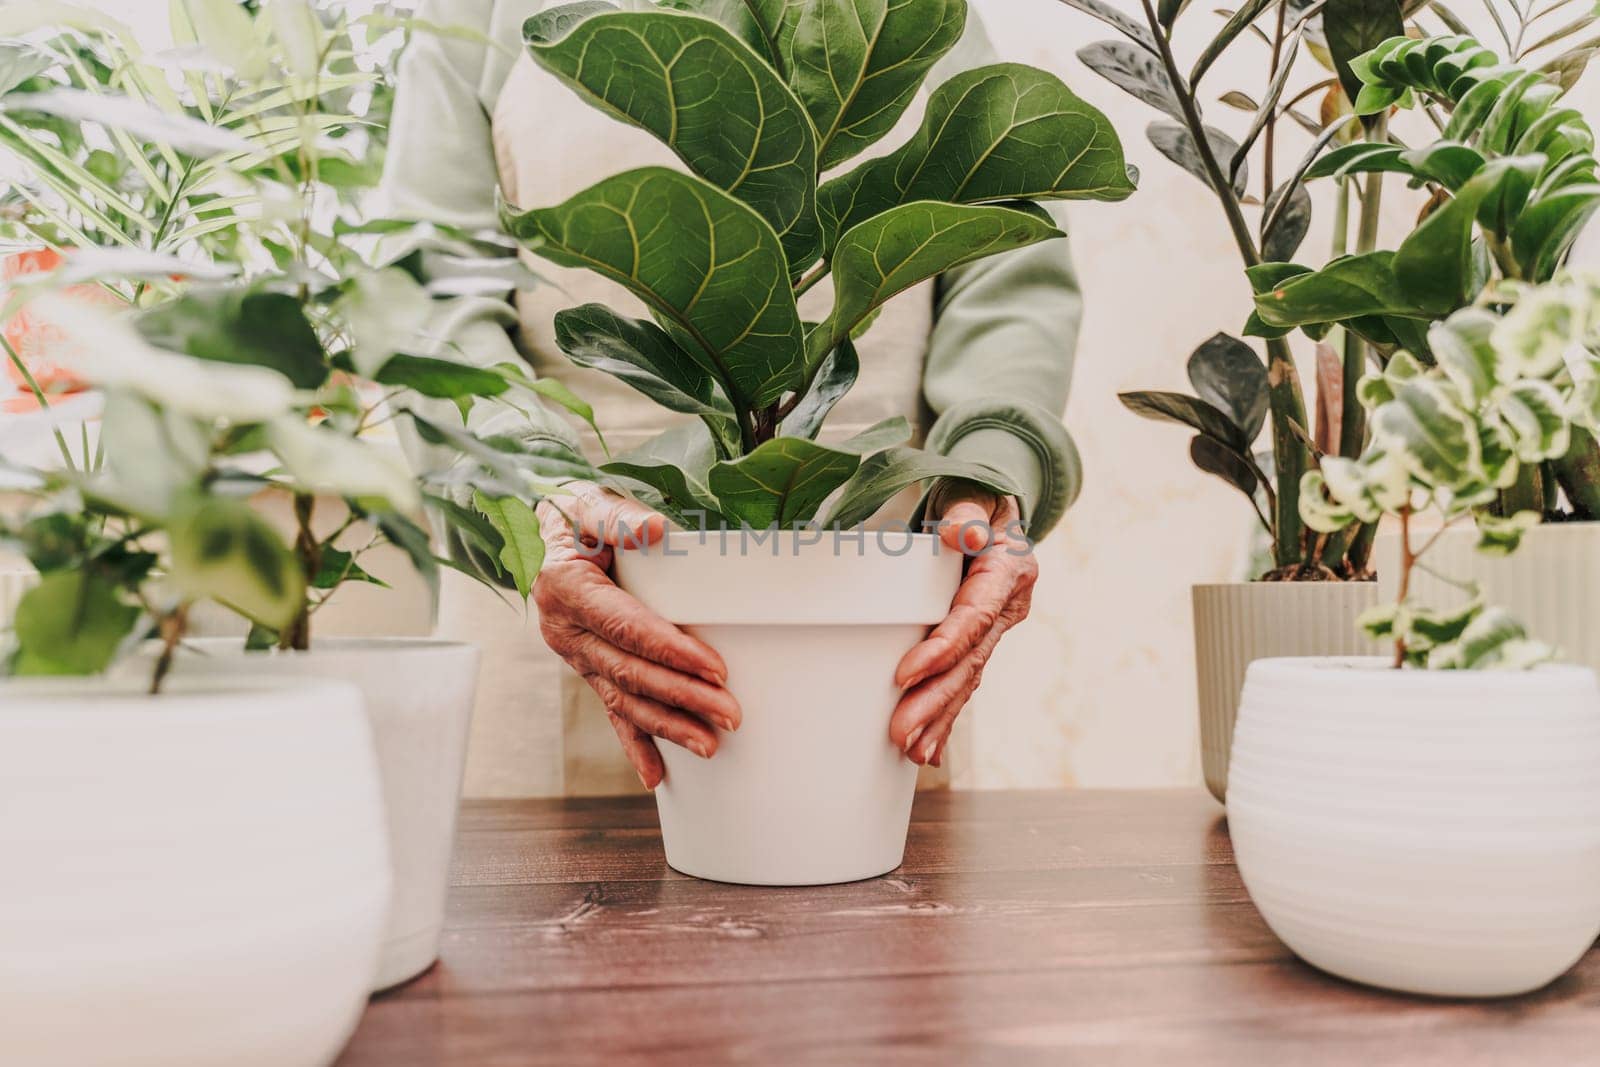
0 0 577 667
496 0 1136 530
1300 273 1600 669
1252 32 1600 528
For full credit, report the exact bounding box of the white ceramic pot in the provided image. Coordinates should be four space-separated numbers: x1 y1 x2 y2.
1192 581 1379 803
1376 523 1600 672
158 638 481 990
613 530 961 885
1229 657 1600 997
0 675 390 1067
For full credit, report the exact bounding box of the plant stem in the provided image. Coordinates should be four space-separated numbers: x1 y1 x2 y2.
0 332 77 470
793 262 829 299
1262 2 1287 207
149 603 190 696
1140 0 1312 569
280 492 320 652
1393 505 1414 668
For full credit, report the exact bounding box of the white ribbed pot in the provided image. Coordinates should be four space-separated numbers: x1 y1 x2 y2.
613 530 961 886
1192 581 1379 803
155 638 480 990
1376 524 1600 672
0 676 390 1067
1229 657 1600 997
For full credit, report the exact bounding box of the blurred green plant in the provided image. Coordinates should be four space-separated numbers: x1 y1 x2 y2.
0 0 578 678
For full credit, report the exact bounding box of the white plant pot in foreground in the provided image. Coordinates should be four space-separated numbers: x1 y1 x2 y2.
1376 523 1600 673
614 531 962 885
1193 581 1379 803
1229 657 1600 997
159 638 481 990
0 676 390 1067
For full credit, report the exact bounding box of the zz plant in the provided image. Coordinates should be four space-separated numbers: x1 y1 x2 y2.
497 0 1136 531
1070 0 1600 578
1301 273 1600 669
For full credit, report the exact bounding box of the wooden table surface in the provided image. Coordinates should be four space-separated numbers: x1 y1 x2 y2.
336 789 1600 1065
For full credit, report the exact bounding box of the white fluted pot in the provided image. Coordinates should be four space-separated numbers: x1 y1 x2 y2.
1229 657 1600 997
1192 582 1379 803
1376 524 1600 672
614 530 961 886
153 638 481 990
0 676 390 1067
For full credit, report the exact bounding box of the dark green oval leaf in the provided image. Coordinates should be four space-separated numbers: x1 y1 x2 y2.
503 167 807 408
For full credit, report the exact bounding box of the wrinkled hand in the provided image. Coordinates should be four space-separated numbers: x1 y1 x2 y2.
890 489 1038 767
533 483 740 790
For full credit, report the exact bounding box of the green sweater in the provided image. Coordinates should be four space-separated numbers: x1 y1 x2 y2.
381 0 1085 537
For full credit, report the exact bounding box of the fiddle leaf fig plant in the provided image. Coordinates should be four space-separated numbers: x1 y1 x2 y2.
501 0 1136 529
1300 274 1600 669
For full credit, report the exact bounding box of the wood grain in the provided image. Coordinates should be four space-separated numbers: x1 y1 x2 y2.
336 789 1600 1066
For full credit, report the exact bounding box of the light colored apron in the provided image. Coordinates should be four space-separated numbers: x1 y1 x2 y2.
463 48 946 797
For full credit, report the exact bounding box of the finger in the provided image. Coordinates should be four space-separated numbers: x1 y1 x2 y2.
537 561 727 684
584 673 718 759
939 498 996 554
551 482 668 549
566 629 740 731
890 651 986 763
604 708 666 790
894 556 1025 689
890 592 1030 760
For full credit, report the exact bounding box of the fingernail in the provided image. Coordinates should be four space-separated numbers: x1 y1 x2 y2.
919 734 939 764
637 771 656 791
688 739 712 759
900 670 926 691
904 724 926 754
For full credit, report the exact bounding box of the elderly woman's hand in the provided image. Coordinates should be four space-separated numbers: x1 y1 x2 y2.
889 489 1038 768
533 483 740 790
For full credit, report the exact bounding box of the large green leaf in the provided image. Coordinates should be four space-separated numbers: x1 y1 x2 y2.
9 571 140 676
552 304 731 422
1250 251 1420 328
708 418 910 527
473 492 545 597
1391 159 1507 315
662 0 798 71
822 445 1019 528
781 337 858 439
602 421 726 528
166 496 305 631
135 288 328 390
817 63 1136 247
524 7 821 267
785 0 966 170
1118 390 1250 452
503 167 807 408
811 200 1062 363
1187 333 1268 441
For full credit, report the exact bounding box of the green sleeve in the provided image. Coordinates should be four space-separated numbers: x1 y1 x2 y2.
917 16 1085 541
922 212 1084 540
